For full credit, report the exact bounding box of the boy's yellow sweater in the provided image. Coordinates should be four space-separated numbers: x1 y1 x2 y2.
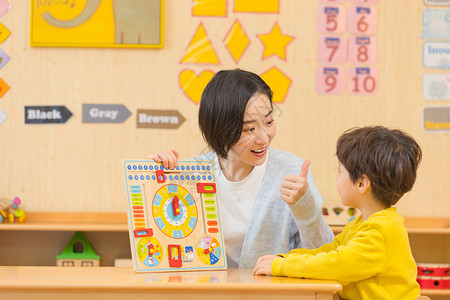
272 207 420 300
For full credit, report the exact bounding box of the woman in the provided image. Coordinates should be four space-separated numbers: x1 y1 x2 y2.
151 69 334 268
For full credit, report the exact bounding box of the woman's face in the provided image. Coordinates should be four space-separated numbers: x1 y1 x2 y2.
227 92 276 166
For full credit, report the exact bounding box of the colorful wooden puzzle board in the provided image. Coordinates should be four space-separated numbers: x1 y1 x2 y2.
123 160 227 272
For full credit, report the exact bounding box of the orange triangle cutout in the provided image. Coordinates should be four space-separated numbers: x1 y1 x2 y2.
0 77 9 99
181 23 220 64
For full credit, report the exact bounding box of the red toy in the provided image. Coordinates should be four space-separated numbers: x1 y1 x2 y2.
417 263 450 290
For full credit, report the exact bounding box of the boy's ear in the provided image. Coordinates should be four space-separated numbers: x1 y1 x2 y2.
357 175 371 194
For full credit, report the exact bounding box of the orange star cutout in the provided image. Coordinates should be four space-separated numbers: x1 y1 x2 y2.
257 23 295 61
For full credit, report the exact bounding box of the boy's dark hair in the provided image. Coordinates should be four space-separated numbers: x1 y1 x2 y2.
336 126 422 206
198 69 273 159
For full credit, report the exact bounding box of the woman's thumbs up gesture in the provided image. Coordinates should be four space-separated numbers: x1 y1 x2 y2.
280 160 310 205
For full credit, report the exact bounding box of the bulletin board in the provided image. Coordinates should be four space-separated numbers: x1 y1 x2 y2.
30 0 164 48
0 0 448 220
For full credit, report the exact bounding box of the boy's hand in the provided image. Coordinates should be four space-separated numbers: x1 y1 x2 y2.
253 255 278 276
148 149 179 169
280 160 310 205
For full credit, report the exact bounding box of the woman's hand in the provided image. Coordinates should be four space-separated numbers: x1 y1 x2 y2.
148 149 179 169
280 160 310 205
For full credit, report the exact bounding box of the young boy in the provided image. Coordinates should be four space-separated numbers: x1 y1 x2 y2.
253 126 423 300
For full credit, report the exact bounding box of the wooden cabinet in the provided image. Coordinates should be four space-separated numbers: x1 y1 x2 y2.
0 212 131 267
1 213 448 298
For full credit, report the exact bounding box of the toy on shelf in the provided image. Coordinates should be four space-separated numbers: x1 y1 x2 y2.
322 201 360 226
56 231 100 267
417 263 450 289
0 196 26 224
123 160 227 272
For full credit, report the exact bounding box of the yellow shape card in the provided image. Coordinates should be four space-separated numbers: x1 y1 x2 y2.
224 20 250 63
179 69 215 104
258 22 294 60
260 67 291 103
192 0 227 17
180 23 220 64
0 23 11 44
30 0 164 48
234 0 279 13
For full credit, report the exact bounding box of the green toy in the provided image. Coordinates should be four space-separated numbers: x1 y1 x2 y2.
56 231 100 267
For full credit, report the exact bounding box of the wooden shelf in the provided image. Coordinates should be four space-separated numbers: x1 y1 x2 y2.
0 212 128 232
404 217 450 234
421 289 450 296
1 213 448 234
330 217 450 235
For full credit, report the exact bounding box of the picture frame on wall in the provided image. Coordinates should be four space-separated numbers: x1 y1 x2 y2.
30 0 164 48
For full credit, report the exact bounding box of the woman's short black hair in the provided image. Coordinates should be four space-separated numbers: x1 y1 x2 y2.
198 69 273 159
336 126 422 206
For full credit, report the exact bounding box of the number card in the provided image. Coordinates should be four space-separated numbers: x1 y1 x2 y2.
348 36 377 64
317 66 346 95
318 0 345 3
349 0 379 4
318 36 347 64
317 5 347 34
348 6 378 35
348 67 378 95
0 0 10 18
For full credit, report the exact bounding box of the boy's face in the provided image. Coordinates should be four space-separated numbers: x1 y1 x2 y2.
336 162 360 208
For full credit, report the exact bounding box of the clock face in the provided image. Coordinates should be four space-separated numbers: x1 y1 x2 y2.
152 184 198 239
163 197 187 226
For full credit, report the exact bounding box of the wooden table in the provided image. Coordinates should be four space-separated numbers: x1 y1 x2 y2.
0 266 341 300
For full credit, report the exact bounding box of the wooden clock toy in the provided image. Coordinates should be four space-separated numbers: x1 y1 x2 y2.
123 160 227 272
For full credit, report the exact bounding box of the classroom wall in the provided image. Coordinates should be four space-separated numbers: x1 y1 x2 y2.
0 1 448 217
